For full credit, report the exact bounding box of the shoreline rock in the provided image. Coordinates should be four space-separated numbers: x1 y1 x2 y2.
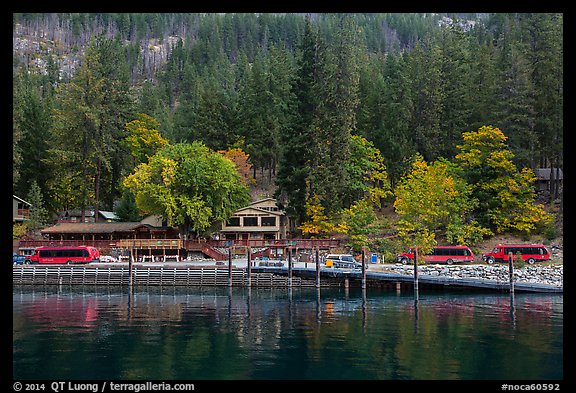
379 264 563 288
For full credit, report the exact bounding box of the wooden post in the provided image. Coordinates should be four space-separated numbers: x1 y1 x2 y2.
508 252 514 293
288 248 293 288
361 247 366 290
247 247 252 287
228 247 232 287
413 247 418 292
128 248 134 289
315 247 320 288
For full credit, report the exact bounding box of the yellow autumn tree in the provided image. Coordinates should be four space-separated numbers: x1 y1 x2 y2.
298 195 337 238
393 154 490 250
455 125 554 235
124 114 168 164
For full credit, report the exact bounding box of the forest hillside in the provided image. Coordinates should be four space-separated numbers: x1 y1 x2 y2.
13 13 563 255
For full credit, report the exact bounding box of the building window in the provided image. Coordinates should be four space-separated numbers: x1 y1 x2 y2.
261 217 276 226
243 217 258 226
227 217 240 227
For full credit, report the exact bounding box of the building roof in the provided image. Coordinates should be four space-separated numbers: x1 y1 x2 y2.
232 206 284 216
41 222 150 234
13 195 32 206
99 210 119 220
249 197 276 205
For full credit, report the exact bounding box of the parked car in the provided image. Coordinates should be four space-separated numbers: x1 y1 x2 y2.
325 254 367 269
99 255 119 263
13 253 26 265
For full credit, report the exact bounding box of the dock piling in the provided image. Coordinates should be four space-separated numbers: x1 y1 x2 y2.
128 248 134 290
413 248 419 293
227 247 232 287
247 247 252 287
288 248 293 288
315 248 320 288
508 252 514 293
361 247 366 290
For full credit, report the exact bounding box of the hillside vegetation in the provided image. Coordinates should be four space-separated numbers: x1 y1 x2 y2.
13 13 562 255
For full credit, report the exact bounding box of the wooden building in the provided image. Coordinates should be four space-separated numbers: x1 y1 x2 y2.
37 222 182 260
13 195 31 222
219 198 288 242
534 168 563 193
55 209 119 223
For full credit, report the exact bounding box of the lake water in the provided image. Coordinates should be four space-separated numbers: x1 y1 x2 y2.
13 285 562 381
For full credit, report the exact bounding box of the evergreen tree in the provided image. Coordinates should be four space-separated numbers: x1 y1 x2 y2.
438 25 473 159
407 40 444 161
527 13 563 200
468 39 499 131
236 50 274 177
50 35 134 220
26 180 50 231
275 16 318 225
114 189 142 222
492 15 536 168
13 71 53 207
308 14 362 214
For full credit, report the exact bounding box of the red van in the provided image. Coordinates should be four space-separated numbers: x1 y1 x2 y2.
482 244 550 265
397 246 474 265
27 246 100 265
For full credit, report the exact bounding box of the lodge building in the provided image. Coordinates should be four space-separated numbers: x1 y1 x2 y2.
15 198 338 261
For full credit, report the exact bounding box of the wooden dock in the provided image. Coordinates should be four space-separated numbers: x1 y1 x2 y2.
12 264 562 293
252 266 563 293
11 265 339 288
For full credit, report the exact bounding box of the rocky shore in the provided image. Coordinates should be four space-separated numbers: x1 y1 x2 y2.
378 264 563 288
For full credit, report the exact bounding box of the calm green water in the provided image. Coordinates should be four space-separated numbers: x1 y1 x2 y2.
13 285 562 380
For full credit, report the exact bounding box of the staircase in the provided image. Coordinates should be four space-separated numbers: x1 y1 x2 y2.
201 243 228 261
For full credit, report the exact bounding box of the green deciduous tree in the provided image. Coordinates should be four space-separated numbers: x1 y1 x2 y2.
345 135 392 208
336 198 377 252
123 142 250 237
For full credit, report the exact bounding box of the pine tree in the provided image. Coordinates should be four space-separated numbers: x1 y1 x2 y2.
407 40 444 161
527 13 563 200
50 35 134 220
26 180 50 231
13 71 53 207
308 14 361 214
492 15 536 168
438 25 473 159
275 16 318 225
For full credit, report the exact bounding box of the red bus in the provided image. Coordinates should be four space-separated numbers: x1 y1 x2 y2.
27 246 100 265
482 244 550 265
397 245 474 265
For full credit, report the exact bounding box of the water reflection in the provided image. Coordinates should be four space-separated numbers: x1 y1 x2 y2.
13 286 562 380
